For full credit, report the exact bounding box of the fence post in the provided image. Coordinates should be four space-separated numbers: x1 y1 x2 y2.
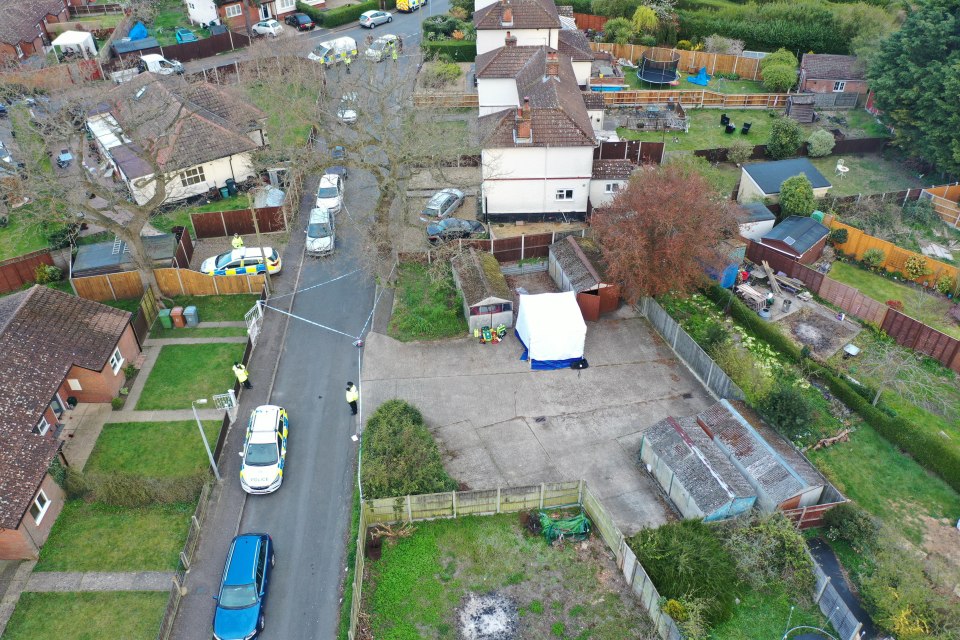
496 487 501 513
815 575 831 603
406 494 412 522
578 478 583 504
220 211 228 237
452 491 457 518
520 234 525 260
539 483 545 509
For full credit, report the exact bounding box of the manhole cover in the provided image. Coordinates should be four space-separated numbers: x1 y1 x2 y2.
534 416 546 423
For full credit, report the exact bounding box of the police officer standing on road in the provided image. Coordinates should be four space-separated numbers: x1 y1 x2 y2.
233 362 252 389
344 54 352 74
345 381 359 415
232 234 244 250
391 46 398 62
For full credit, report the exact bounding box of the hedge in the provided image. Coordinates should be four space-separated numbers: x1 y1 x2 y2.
322 0 381 28
295 0 325 25
422 39 477 62
702 285 960 493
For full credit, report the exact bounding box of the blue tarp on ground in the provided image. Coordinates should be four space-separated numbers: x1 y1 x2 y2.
516 331 582 370
687 66 710 86
128 21 148 40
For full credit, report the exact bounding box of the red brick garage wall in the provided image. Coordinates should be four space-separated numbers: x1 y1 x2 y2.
0 474 66 560
801 79 868 94
63 325 139 403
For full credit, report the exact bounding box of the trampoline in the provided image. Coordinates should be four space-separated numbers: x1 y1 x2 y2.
636 48 680 85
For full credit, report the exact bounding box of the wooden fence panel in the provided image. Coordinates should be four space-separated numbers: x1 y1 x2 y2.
71 271 144 301
591 43 765 81
412 94 480 108
602 90 788 109
922 184 960 228
573 13 607 31
0 249 54 294
881 310 960 372
190 207 286 239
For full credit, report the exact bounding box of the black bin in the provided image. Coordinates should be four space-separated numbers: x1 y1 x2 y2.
225 178 238 195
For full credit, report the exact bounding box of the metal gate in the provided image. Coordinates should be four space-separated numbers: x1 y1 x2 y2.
213 389 238 423
245 301 263 346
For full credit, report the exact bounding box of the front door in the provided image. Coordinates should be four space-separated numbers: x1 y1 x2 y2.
259 2 272 19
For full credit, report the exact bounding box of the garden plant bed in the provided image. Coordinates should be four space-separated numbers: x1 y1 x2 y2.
2 591 167 640
360 512 656 640
136 343 245 410
388 262 468 342
778 305 860 358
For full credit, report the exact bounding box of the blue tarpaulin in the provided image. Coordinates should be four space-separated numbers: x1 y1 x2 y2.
128 21 148 40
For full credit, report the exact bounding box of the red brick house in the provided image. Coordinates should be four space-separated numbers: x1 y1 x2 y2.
208 0 324 31
798 54 867 96
0 286 140 560
0 0 69 64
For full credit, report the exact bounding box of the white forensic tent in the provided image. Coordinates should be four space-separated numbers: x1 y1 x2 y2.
515 292 587 370
52 31 98 59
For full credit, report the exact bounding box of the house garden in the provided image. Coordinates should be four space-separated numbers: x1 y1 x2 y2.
2 592 168 640
135 343 245 410
388 262 469 342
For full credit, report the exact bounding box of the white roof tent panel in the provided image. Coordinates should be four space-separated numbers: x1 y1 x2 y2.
52 30 97 58
87 113 131 150
515 292 586 365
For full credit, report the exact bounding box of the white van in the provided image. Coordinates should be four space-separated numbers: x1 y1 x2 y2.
305 207 335 255
308 36 358 65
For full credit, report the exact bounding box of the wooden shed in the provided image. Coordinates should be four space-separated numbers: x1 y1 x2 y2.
548 235 620 321
451 248 514 333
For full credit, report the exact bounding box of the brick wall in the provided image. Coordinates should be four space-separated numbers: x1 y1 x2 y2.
0 474 66 560
63 325 139 403
801 78 868 95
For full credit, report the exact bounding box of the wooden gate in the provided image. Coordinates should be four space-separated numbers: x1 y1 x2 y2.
577 291 601 322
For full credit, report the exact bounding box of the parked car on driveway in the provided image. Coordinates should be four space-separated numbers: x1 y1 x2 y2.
420 188 464 221
213 533 274 640
359 10 392 27
426 218 485 244
315 174 344 213
251 19 283 37
200 247 282 276
175 28 198 43
337 93 358 124
284 12 315 30
327 146 348 180
239 405 289 494
306 207 335 255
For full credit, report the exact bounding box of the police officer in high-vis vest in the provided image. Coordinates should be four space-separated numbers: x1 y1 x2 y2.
233 362 251 389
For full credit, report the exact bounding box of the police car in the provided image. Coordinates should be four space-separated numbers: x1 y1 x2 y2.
239 405 288 494
200 247 282 277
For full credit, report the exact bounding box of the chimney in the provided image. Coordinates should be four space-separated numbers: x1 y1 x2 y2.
515 96 531 142
504 31 517 47
545 51 559 77
501 0 513 26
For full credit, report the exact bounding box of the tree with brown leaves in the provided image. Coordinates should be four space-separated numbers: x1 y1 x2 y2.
592 163 740 302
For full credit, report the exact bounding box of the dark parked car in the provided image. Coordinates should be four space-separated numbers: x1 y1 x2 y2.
426 218 485 244
327 145 348 179
213 533 274 640
284 12 315 30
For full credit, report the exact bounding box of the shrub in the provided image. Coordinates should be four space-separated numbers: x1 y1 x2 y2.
636 34 657 46
449 0 475 18
632 5 658 33
935 275 953 295
725 139 753 165
861 247 886 269
111 397 124 410
422 61 462 88
778 174 815 217
702 322 729 353
903 255 931 281
64 467 90 499
766 117 804 160
422 14 470 39
627 519 737 626
760 64 797 92
422 40 477 62
43 222 80 249
703 34 744 55
720 514 814 596
361 399 458 499
295 0 325 25
822 502 880 553
901 199 939 227
448 6 468 19
759 383 813 440
86 470 207 506
885 299 904 311
806 129 836 157
827 228 848 245
320 0 380 28
662 599 688 622
48 457 67 489
676 39 693 50
34 263 62 284
712 342 774 401
603 17 636 44
591 0 642 18
759 48 799 72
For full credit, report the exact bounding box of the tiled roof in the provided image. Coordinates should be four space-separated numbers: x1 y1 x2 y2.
592 158 633 180
0 286 131 529
103 74 265 176
556 4 574 17
452 248 512 305
557 28 594 61
643 416 755 516
479 50 595 148
475 0 561 30
476 45 550 78
550 235 611 291
581 91 605 109
801 54 865 81
0 0 64 46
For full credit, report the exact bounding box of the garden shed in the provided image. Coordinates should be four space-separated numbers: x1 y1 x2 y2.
71 234 178 278
639 414 757 522
515 292 586 370
51 31 97 60
698 401 824 512
737 202 777 242
548 235 620 321
451 248 514 333
759 215 830 264
737 158 832 204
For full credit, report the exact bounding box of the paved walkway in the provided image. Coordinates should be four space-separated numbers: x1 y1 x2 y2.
0 561 35 636
197 321 247 328
146 336 248 346
24 571 174 593
108 408 226 422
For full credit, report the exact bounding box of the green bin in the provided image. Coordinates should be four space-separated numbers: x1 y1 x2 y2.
158 308 173 329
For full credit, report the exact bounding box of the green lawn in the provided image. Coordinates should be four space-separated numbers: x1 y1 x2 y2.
808 425 960 545
364 513 655 639
150 210 195 237
136 343 245 410
247 83 315 149
827 261 960 338
388 262 469 342
624 73 770 95
150 325 249 340
665 154 741 197
710 583 830 640
0 204 51 260
3 592 167 640
85 421 222 477
70 12 125 27
618 108 786 150
35 501 192 572
166 294 260 321
152 0 201 46
809 155 926 198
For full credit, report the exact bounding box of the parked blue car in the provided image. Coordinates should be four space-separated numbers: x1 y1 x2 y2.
213 533 274 640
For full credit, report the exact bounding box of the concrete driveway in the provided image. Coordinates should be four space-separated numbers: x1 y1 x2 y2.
361 307 714 535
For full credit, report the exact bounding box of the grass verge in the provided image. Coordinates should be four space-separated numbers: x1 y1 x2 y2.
3 592 167 640
710 582 828 640
165 294 260 322
35 501 192 571
85 420 222 477
336 483 361 640
99 298 143 313
136 343 245 410
388 262 468 341
149 326 249 340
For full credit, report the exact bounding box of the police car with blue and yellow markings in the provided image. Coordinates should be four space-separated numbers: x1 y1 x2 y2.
239 405 288 494
200 247 282 277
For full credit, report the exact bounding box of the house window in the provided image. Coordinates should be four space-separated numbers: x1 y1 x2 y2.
29 489 50 525
180 166 205 187
470 302 512 315
109 347 124 374
15 44 24 58
224 3 243 17
35 416 50 436
605 183 620 194
68 378 82 391
50 396 64 418
555 189 574 201
278 0 295 9
833 81 846 93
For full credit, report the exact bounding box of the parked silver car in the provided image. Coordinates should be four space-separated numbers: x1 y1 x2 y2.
251 19 284 36
419 188 465 222
359 10 392 27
